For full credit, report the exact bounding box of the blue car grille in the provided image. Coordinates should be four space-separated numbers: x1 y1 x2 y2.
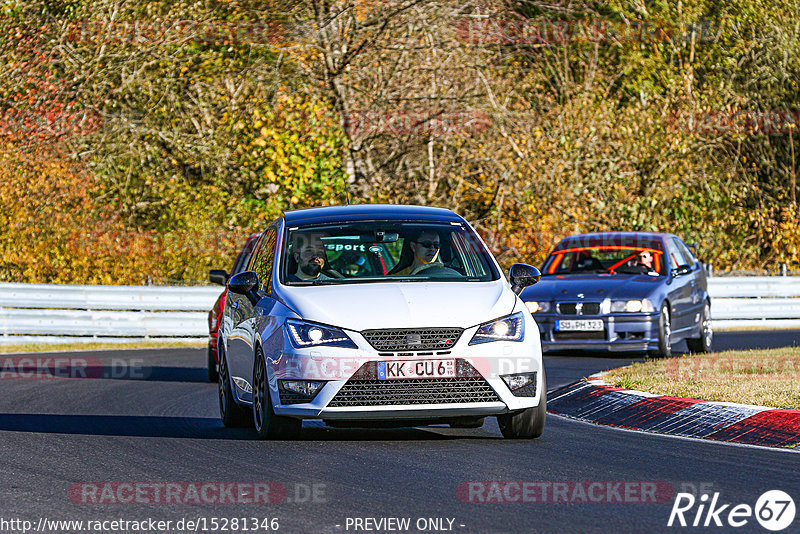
553 330 606 340
557 302 601 315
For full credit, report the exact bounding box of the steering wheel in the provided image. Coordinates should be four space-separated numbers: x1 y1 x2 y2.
412 264 460 277
576 257 602 272
321 268 346 279
615 261 650 274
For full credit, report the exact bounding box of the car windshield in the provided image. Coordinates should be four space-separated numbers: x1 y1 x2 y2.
281 221 499 285
542 246 666 276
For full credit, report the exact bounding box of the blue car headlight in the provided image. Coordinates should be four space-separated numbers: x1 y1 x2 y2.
525 301 551 313
469 312 525 345
609 299 655 313
285 319 357 349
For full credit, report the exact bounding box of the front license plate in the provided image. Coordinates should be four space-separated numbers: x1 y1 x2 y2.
377 359 456 379
556 319 604 331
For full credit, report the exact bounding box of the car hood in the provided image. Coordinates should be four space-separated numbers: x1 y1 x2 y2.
278 280 515 331
520 274 662 302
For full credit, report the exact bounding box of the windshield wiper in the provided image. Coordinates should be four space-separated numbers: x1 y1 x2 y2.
285 279 341 286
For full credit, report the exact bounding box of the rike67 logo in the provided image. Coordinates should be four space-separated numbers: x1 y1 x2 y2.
668 490 795 531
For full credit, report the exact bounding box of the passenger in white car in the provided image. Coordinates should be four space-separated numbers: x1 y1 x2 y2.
288 233 333 281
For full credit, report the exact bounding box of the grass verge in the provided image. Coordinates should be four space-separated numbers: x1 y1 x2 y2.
0 341 206 354
603 347 800 409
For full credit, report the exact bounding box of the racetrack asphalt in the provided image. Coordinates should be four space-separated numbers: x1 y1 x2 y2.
0 331 799 533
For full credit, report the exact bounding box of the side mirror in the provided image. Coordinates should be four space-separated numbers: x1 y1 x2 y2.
209 269 229 286
227 271 260 305
509 263 541 295
673 265 692 277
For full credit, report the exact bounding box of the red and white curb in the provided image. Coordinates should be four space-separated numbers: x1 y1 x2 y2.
548 371 800 449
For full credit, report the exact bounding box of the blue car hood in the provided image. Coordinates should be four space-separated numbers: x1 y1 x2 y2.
520 274 662 302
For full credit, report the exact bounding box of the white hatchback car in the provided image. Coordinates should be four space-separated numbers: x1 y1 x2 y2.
218 205 545 439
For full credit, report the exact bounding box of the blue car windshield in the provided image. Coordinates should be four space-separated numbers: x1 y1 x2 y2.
542 246 666 276
281 221 500 284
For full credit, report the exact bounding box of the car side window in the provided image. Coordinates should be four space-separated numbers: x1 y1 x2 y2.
251 228 277 294
448 232 478 277
667 239 688 269
676 239 697 265
231 235 259 275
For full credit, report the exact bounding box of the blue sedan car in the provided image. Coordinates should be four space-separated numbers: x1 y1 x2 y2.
520 232 712 357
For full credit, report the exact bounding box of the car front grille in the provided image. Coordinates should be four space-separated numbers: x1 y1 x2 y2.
361 327 463 352
328 377 500 407
557 302 601 315
278 391 311 405
553 330 607 340
328 359 500 407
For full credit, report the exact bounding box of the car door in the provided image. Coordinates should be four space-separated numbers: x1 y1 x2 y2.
675 237 707 327
227 227 277 401
664 237 693 334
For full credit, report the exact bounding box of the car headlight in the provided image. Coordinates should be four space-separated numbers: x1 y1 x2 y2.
610 299 655 313
469 312 525 345
285 319 357 349
525 301 551 313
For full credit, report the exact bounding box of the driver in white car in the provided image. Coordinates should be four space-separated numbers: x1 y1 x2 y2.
394 230 443 275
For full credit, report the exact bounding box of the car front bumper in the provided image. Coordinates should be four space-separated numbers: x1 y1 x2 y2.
534 312 660 353
272 375 537 420
266 319 544 420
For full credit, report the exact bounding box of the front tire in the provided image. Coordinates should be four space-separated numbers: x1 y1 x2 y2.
207 343 219 382
648 303 672 358
686 302 713 353
253 348 301 440
497 371 546 439
218 345 252 427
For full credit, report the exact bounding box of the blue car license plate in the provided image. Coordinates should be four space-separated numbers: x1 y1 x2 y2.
555 319 604 331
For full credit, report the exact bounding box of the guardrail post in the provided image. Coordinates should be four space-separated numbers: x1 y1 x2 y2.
781 263 787 276
705 263 713 277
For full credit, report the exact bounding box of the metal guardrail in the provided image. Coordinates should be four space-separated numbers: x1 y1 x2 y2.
0 277 798 344
0 283 221 344
708 277 800 329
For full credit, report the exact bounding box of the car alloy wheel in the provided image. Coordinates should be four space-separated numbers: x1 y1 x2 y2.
687 302 713 353
252 347 301 440
218 345 251 427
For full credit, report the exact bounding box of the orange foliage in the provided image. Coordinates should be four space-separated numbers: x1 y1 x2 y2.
0 142 245 284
